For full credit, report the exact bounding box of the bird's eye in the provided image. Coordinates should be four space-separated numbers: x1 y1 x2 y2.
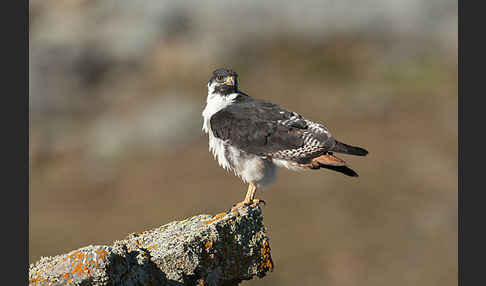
216 76 225 82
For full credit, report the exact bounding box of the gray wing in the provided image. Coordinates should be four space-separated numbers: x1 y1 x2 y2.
210 98 336 163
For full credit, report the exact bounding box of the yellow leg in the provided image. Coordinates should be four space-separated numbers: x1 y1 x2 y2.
243 183 257 204
232 183 265 210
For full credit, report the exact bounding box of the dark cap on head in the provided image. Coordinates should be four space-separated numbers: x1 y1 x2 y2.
208 68 239 95
212 68 238 77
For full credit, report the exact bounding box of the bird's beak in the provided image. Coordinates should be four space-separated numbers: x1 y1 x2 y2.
222 76 234 86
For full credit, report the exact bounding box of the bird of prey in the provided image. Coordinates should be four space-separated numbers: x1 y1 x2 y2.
202 68 368 209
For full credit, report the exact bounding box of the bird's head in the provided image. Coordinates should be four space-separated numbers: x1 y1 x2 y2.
208 68 238 96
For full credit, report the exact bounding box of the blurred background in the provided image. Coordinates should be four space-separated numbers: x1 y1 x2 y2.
29 0 457 285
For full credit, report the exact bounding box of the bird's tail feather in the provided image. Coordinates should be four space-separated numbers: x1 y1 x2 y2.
318 164 359 177
309 153 359 177
331 141 368 156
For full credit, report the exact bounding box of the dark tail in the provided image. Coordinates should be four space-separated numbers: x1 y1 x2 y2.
309 153 359 177
331 141 368 156
318 164 359 177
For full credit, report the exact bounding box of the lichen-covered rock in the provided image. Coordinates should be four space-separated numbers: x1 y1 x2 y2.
29 205 273 286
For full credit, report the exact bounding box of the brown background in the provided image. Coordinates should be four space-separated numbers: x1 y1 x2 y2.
30 1 457 285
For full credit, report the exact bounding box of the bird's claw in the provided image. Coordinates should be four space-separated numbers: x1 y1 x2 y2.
250 199 266 206
230 199 265 212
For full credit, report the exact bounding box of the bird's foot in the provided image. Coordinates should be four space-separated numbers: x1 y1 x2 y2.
230 199 265 212
248 199 266 207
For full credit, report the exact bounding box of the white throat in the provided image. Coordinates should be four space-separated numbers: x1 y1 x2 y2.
202 83 238 134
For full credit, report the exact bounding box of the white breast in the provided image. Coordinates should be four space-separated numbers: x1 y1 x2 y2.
202 86 277 189
202 84 238 133
202 84 238 171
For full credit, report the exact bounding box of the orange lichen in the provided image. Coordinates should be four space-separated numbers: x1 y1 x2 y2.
205 212 227 225
72 263 84 276
95 249 107 260
29 276 55 286
40 247 109 282
204 240 213 250
146 243 159 250
259 241 274 272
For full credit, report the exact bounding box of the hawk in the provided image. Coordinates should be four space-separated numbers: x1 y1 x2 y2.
202 68 368 209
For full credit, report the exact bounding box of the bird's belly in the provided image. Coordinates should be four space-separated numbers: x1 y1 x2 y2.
209 136 277 188
227 148 277 189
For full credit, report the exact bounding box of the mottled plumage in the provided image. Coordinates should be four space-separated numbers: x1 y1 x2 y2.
210 96 335 164
202 68 368 207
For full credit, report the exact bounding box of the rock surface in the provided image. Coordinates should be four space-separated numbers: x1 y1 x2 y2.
29 205 273 286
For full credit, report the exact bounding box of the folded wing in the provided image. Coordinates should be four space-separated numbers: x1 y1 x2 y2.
210 98 336 163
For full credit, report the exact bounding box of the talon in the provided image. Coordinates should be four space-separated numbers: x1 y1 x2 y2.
250 199 265 207
230 183 265 211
